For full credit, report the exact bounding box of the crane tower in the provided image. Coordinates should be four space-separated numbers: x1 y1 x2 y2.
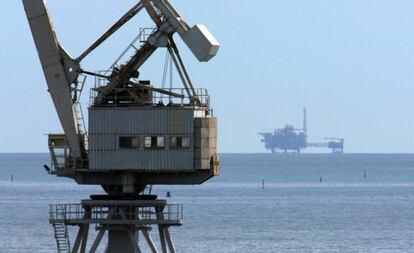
23 0 220 252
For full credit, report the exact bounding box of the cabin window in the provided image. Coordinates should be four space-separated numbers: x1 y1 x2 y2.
50 147 71 168
145 136 165 149
170 136 190 148
119 136 140 149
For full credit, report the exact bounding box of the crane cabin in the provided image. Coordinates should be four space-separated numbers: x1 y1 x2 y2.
24 0 220 195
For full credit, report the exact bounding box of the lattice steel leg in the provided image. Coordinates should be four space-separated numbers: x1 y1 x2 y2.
80 224 89 253
156 206 168 253
50 199 181 253
89 228 106 253
71 225 84 253
164 228 176 253
141 228 159 253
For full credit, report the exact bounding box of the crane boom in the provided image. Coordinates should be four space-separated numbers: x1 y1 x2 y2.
22 0 83 160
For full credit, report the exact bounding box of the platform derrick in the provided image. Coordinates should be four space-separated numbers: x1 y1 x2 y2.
23 0 220 252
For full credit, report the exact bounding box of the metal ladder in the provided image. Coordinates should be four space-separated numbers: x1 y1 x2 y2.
74 74 88 135
52 222 71 253
108 27 155 71
75 103 85 131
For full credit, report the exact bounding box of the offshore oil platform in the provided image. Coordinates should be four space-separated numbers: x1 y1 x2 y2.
259 109 344 154
23 0 219 252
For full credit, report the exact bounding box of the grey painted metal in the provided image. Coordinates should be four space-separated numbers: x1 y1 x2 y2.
23 0 220 162
89 151 194 172
169 40 198 101
89 107 195 135
77 1 144 62
127 229 142 253
156 206 168 253
151 0 219 62
49 202 183 226
24 0 220 185
194 118 217 170
89 107 201 171
71 226 84 253
22 0 83 159
164 228 176 253
99 43 158 98
89 228 105 253
52 223 70 253
24 1 221 252
99 0 220 98
54 199 181 253
167 43 197 104
181 25 220 62
80 224 89 253
141 228 159 253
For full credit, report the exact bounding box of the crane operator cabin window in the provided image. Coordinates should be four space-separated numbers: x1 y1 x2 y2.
170 136 191 148
145 136 165 149
119 136 140 149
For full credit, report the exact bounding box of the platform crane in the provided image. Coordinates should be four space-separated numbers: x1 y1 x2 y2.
325 138 345 153
23 0 220 252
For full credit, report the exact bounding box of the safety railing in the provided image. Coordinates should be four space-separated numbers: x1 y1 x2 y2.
49 203 183 226
108 27 156 71
90 84 210 108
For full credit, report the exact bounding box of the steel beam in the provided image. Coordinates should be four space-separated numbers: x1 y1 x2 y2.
77 1 144 62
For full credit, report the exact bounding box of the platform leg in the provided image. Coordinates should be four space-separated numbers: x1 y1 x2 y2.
141 228 159 253
79 206 92 253
155 206 168 253
164 227 176 253
72 225 84 253
128 229 142 253
89 227 106 253
80 224 89 253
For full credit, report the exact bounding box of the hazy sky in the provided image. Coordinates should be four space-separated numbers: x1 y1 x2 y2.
1 0 414 153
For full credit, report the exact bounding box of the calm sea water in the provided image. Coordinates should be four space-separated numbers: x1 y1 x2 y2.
1 153 414 252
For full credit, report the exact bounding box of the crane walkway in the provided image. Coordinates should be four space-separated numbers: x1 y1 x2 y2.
49 200 183 226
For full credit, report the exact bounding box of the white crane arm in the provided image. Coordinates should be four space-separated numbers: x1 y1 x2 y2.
22 0 83 160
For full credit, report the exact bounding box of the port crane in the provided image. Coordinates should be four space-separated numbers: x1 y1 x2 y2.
23 0 219 252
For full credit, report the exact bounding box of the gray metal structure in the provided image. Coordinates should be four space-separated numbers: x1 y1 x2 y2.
49 199 182 253
259 108 344 154
23 0 220 252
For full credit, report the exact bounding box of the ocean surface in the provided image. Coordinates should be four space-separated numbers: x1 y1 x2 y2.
1 153 414 252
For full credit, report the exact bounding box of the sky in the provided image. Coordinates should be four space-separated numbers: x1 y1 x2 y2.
1 0 414 153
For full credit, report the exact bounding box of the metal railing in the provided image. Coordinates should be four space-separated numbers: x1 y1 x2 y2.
108 27 156 71
49 203 183 226
90 84 210 108
139 28 156 43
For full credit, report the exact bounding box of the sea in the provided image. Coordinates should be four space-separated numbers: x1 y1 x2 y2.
1 153 414 253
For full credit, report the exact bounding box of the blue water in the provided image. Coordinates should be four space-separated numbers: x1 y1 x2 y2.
1 153 414 252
